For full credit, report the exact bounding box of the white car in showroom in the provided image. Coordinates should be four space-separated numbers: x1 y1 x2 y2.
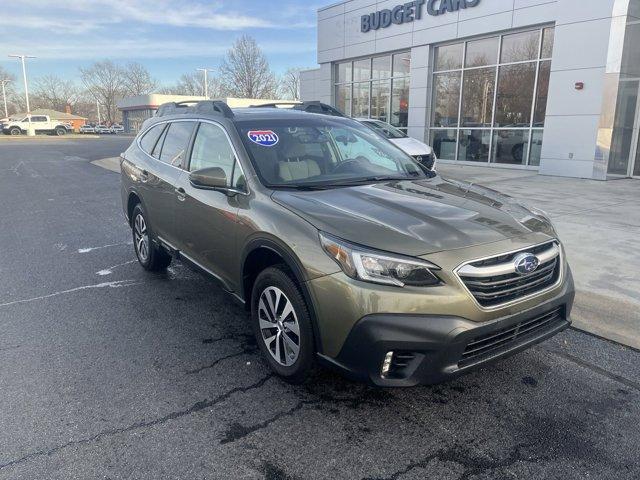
356 118 437 171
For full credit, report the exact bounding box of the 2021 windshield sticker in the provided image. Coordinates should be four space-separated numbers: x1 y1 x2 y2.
248 130 279 147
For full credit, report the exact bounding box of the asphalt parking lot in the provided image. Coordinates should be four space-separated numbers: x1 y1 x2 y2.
1 137 639 479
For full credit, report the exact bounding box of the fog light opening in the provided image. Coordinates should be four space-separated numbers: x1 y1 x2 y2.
381 351 394 378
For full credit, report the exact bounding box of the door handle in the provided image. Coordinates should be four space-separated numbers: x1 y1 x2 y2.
175 187 186 201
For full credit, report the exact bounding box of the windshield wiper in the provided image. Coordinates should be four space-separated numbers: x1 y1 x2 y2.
327 176 414 187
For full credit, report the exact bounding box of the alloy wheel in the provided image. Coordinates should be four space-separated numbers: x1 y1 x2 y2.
134 213 149 263
258 286 301 366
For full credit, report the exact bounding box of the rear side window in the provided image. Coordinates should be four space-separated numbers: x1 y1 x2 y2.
139 124 165 155
159 122 195 167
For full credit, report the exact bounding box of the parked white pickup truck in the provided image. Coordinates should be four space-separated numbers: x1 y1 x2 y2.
2 115 73 136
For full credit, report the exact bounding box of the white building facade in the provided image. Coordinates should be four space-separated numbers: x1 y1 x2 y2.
300 0 640 179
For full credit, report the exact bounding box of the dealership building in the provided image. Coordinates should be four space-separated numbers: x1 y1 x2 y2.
300 0 640 179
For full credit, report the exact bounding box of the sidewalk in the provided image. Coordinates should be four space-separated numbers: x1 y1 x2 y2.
438 162 640 349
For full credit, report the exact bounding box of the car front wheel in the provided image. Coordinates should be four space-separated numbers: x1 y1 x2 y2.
10 127 21 136
251 266 315 383
131 204 172 271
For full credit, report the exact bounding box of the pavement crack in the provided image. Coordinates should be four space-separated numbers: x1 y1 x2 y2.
186 350 252 375
220 401 307 445
0 374 274 471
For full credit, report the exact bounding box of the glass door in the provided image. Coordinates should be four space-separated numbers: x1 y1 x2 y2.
608 80 640 176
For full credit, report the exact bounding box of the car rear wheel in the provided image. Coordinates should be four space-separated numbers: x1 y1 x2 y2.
251 266 315 383
55 127 66 136
131 204 172 271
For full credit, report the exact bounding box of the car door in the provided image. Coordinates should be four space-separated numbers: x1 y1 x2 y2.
138 120 196 246
173 121 247 290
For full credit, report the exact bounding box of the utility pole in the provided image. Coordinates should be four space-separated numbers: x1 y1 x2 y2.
196 68 214 99
0 79 11 118
8 54 36 136
96 99 101 124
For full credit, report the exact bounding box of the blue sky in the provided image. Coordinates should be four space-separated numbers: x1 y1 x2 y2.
0 0 322 86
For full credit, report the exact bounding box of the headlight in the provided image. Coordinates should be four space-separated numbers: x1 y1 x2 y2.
319 232 441 287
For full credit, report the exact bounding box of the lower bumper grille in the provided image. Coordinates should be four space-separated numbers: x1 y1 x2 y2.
459 307 564 367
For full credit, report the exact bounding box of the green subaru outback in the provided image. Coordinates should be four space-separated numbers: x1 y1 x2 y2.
120 101 574 387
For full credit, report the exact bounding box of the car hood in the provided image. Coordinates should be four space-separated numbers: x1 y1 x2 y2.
389 137 433 156
272 176 553 256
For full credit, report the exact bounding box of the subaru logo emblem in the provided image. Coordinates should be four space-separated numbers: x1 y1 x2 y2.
513 253 539 276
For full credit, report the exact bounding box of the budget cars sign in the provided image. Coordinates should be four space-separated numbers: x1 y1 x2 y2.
361 0 481 33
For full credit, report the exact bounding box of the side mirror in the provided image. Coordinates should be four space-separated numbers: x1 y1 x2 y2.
189 167 227 190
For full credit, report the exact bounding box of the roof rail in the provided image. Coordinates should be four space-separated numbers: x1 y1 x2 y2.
250 100 346 118
155 100 234 119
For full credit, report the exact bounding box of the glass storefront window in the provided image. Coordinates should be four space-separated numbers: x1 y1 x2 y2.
465 37 499 68
530 130 544 166
534 61 551 126
495 63 537 127
458 130 491 162
501 30 540 63
371 80 390 122
353 59 371 82
372 55 391 81
335 52 411 132
492 130 530 165
335 84 352 117
541 27 555 59
352 82 370 118
431 27 554 167
391 77 409 128
431 130 458 160
432 72 461 127
336 62 352 84
461 68 495 127
392 52 411 76
435 43 463 71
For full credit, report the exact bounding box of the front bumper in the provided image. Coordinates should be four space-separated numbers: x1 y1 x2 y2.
318 270 574 387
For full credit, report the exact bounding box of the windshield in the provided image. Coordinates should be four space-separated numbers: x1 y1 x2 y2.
236 117 424 189
363 120 407 139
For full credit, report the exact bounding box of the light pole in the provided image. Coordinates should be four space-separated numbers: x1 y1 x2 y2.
96 99 101 125
1 79 11 118
9 54 36 136
196 68 214 99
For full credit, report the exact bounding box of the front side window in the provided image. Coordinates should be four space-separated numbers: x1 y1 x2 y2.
189 122 244 189
363 120 407 139
158 122 195 167
236 117 424 188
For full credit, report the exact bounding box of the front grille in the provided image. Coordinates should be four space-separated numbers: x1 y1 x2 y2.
459 307 564 367
413 154 435 170
458 242 561 308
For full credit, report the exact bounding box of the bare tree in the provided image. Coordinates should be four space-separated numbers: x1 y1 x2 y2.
0 66 19 116
219 35 277 99
32 75 79 112
161 72 223 98
279 68 301 101
123 62 158 96
79 60 125 123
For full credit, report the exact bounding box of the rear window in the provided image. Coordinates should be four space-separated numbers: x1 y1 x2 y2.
139 124 165 155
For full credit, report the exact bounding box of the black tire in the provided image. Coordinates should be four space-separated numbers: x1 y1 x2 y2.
251 266 315 384
10 127 21 136
55 127 66 136
131 203 172 271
